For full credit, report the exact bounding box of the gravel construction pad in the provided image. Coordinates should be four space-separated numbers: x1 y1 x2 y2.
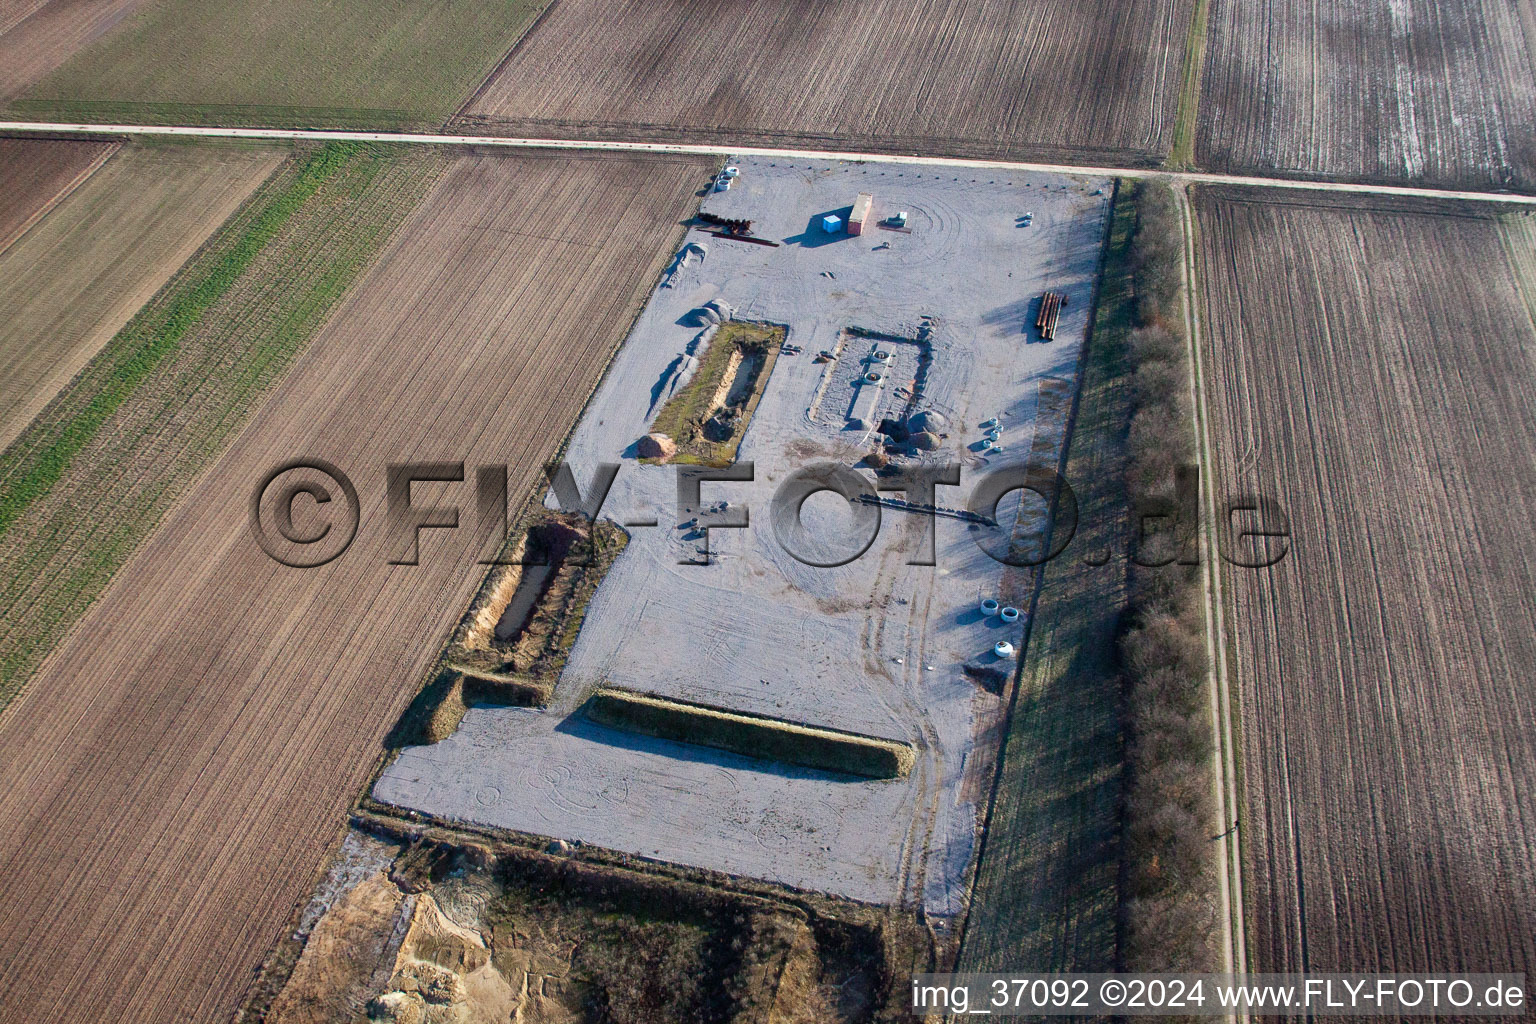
377 159 1111 915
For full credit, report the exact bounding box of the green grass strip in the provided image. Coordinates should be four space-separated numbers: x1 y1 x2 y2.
0 143 358 537
1166 0 1212 170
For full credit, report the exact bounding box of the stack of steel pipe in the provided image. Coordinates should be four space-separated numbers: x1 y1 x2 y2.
1036 291 1064 340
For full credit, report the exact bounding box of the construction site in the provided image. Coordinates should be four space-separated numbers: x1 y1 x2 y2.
369 158 1112 924
7 0 1536 1017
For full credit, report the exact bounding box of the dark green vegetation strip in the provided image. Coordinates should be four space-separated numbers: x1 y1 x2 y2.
959 182 1135 972
4 100 430 132
0 142 444 702
585 688 915 780
1166 0 1212 170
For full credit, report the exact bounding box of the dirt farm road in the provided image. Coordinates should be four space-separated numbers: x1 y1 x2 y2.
1177 182 1249 1018
4 122 1536 207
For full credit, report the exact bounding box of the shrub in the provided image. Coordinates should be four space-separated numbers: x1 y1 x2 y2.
1115 182 1218 974
1122 892 1218 973
1121 614 1206 679
1128 323 1185 366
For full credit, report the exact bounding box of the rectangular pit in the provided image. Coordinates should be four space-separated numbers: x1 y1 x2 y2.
584 687 916 780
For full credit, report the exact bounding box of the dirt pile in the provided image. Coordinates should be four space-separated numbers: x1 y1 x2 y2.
390 511 629 747
368 895 518 1024
257 829 919 1024
267 874 407 1024
647 320 784 465
636 431 677 461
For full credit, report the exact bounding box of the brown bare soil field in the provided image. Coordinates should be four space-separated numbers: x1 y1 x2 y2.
0 136 116 252
457 0 1193 165
1196 0 1536 190
0 141 283 450
0 0 144 99
0 142 445 705
1193 187 1536 976
0 150 705 1024
1500 212 1536 325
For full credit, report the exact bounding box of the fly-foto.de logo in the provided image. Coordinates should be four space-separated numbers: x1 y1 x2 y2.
250 460 1289 570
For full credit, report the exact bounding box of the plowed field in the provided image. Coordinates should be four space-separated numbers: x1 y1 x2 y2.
458 0 1192 165
0 142 442 702
0 141 283 450
1193 187 1536 976
0 150 704 1024
0 135 115 251
1196 0 1536 190
0 0 144 99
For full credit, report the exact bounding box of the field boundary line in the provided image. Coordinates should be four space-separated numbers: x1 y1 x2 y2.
1176 183 1248 1016
4 122 1536 206
0 138 118 256
450 0 565 120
